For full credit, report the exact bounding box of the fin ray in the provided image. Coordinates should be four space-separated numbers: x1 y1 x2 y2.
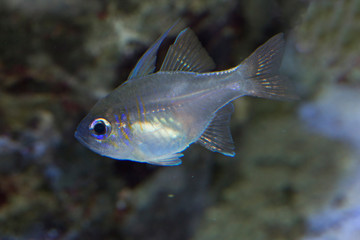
160 28 215 72
197 103 235 156
238 33 298 100
147 153 183 166
128 21 181 80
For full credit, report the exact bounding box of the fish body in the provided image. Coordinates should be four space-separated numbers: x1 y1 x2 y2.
75 23 296 166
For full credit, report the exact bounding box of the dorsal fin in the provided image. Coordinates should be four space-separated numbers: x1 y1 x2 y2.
128 21 181 80
197 103 235 156
160 28 215 72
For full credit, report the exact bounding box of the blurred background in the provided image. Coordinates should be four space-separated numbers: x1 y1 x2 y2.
0 0 359 239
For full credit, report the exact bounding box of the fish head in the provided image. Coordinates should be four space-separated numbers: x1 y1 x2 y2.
75 104 134 160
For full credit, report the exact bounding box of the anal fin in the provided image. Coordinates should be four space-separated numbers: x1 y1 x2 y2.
197 103 235 156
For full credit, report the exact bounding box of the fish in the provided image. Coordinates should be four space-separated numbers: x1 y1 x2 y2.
75 22 297 166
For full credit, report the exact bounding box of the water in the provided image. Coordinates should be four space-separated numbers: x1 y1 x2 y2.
0 0 359 239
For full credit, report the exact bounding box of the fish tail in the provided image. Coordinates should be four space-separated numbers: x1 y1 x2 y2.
236 33 298 100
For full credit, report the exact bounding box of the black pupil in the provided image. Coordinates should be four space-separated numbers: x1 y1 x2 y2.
94 122 106 135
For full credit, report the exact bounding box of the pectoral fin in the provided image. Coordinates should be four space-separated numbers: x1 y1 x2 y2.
197 103 235 156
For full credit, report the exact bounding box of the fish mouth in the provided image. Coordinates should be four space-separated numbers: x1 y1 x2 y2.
74 130 87 146
74 129 106 156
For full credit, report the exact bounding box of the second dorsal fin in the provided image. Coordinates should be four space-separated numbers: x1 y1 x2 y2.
160 28 215 73
197 103 235 156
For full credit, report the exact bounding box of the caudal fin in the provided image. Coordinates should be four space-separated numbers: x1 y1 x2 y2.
237 33 298 100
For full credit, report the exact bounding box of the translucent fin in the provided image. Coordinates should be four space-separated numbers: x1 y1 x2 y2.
147 153 183 166
128 21 181 80
160 28 215 72
197 103 235 156
238 33 298 100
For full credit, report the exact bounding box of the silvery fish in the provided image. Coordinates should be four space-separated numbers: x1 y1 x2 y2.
75 23 296 166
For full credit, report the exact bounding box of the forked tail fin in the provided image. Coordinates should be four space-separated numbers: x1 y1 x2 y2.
237 33 298 100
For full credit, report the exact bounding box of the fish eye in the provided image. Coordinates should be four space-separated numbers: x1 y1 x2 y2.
89 118 111 140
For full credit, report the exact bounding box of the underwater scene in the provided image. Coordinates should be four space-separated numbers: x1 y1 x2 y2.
0 0 359 239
